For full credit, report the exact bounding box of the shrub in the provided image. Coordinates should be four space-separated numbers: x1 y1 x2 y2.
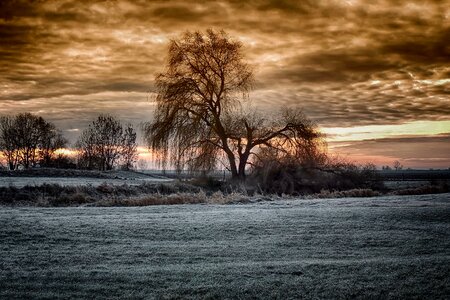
249 157 384 195
49 192 90 206
391 181 449 195
310 188 381 199
96 182 115 194
189 176 223 191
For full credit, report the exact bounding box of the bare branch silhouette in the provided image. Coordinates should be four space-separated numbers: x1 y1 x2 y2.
145 29 322 180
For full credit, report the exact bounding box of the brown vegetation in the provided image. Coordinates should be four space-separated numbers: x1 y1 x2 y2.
0 113 67 170
247 144 384 195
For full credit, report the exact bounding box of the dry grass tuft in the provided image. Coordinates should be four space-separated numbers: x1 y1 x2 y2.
98 191 208 206
308 188 381 199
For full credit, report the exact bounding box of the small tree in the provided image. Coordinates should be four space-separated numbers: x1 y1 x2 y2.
0 113 66 169
76 127 98 170
14 113 43 169
145 29 321 181
121 124 138 170
0 116 19 170
393 160 403 171
76 115 137 171
38 122 67 167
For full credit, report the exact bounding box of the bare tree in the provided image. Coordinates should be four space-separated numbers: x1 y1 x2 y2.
76 126 98 170
0 116 19 170
76 115 137 171
38 122 67 167
0 113 66 169
121 124 138 170
145 29 320 180
14 113 43 169
95 115 123 171
393 160 403 171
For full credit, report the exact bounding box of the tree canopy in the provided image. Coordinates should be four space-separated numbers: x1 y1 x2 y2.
145 29 322 180
0 113 66 170
76 115 137 171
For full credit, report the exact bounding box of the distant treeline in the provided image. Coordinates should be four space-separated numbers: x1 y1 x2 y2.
378 169 450 181
0 113 137 171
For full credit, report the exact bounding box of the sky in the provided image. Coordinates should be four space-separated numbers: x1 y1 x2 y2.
1 0 449 169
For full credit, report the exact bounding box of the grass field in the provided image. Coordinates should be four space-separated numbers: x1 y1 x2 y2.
1 193 449 299
0 172 172 188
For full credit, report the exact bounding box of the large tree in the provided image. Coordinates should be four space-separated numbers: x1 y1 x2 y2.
145 29 321 180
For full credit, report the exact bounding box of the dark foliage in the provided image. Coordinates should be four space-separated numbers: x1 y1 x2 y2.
0 181 201 206
249 157 383 195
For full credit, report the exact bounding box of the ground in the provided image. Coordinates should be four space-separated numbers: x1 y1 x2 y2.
0 169 172 188
1 193 449 299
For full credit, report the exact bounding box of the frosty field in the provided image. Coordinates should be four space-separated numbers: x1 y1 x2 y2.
0 175 172 188
1 194 449 299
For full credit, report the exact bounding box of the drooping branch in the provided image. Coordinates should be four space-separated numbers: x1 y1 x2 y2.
145 30 324 180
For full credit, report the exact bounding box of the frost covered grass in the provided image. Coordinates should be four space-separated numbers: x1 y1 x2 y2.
0 176 172 188
1 193 449 299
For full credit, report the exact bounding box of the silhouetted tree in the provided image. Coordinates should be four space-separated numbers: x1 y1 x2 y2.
121 124 138 170
38 122 67 167
145 29 320 180
0 113 66 169
14 113 43 168
76 115 137 171
393 160 403 171
76 126 97 169
0 116 19 170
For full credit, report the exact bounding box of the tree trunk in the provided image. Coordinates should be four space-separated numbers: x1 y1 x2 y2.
228 156 238 179
236 152 250 181
222 143 238 178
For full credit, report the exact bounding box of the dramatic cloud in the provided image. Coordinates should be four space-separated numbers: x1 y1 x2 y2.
0 0 449 167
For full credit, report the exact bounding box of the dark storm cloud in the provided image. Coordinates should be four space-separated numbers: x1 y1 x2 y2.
0 0 449 131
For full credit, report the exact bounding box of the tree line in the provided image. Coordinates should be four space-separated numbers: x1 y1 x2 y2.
0 113 66 170
0 113 137 171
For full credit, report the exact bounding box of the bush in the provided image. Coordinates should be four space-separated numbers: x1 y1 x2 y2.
0 180 207 206
49 192 90 206
391 181 449 195
189 176 223 191
249 157 384 195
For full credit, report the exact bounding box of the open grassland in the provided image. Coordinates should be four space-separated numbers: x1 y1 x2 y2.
1 194 449 299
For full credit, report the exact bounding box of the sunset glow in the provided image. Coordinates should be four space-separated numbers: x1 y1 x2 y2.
323 120 450 142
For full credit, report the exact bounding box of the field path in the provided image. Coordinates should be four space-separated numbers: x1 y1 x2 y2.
1 194 449 298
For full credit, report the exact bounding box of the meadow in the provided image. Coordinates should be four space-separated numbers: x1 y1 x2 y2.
1 193 449 299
